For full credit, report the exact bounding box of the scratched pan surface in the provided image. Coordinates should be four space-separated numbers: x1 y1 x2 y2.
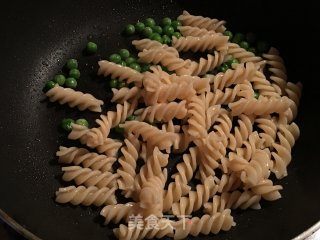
0 0 319 239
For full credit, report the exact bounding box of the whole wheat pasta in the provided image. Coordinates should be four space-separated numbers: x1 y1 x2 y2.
47 10 302 240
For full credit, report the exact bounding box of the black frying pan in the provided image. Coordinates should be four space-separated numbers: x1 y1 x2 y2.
0 0 319 239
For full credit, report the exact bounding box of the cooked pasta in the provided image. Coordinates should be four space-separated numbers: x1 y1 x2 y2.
56 146 116 172
46 85 103 112
178 10 226 33
62 166 119 189
47 10 302 240
98 60 143 87
55 185 117 206
172 211 235 240
135 101 187 123
172 34 228 52
132 39 179 57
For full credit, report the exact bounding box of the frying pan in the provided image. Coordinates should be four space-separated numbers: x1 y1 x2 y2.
0 0 319 239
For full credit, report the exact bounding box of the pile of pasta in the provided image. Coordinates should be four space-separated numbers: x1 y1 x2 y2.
46 11 302 240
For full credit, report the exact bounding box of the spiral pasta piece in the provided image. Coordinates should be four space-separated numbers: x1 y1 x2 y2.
170 74 210 93
172 176 218 216
96 138 123 157
101 203 134 224
229 96 290 116
172 34 228 52
255 117 277 147
226 43 265 68
134 147 168 191
178 10 226 33
271 123 299 179
212 62 256 91
187 51 225 76
204 190 261 212
187 94 207 139
111 87 141 104
46 85 103 112
131 177 164 218
55 185 117 206
86 101 137 147
114 219 174 240
135 101 187 123
132 39 179 57
56 146 116 172
173 211 235 240
143 81 195 105
117 139 140 193
178 26 218 37
138 48 192 75
251 179 283 201
251 71 280 98
171 147 198 184
98 60 143 87
163 175 191 212
263 47 287 95
62 166 118 189
228 114 254 150
120 121 177 150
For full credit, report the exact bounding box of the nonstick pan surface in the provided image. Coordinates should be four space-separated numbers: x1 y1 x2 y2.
0 0 319 239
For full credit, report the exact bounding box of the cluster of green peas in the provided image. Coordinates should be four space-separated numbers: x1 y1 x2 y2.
223 31 269 55
61 118 89 132
43 42 98 92
124 17 182 44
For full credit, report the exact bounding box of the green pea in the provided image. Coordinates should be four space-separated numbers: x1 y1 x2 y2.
257 41 270 53
61 118 75 132
125 24 135 35
226 58 240 68
172 32 182 39
162 35 171 45
126 115 135 121
119 60 127 66
163 25 174 36
171 20 182 30
75 118 89 128
232 33 245 44
109 54 122 64
69 69 80 79
119 49 130 59
53 74 66 86
143 27 153 38
114 126 125 134
254 91 260 99
125 57 136 65
141 63 151 72
135 21 145 33
144 18 156 27
223 30 233 40
248 47 257 54
161 17 172 26
109 79 118 88
161 66 169 72
65 77 77 88
152 25 163 34
43 80 56 92
150 33 163 43
239 41 249 50
86 41 98 54
246 32 256 44
129 62 141 72
117 81 126 89
219 63 229 73
66 59 78 70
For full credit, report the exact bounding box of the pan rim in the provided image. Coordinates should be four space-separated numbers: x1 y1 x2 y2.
0 207 319 240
